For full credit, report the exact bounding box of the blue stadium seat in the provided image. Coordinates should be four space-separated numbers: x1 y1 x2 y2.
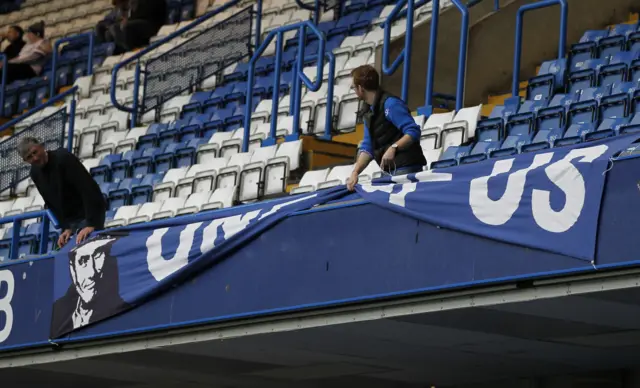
555 123 596 146
577 85 611 105
182 92 212 118
527 59 566 101
536 104 566 133
598 32 628 59
568 59 609 94
175 139 205 168
132 147 165 178
630 58 640 83
568 99 598 126
110 150 142 182
599 51 639 87
155 143 184 174
90 154 122 184
599 92 629 120
620 112 640 134
505 113 535 137
108 178 141 211
131 173 165 205
522 126 565 153
518 99 548 114
489 134 531 158
459 141 501 165
585 117 630 141
432 145 473 169
629 32 640 52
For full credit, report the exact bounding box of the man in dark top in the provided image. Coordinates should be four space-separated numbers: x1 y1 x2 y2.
346 65 426 191
18 137 106 248
0 26 25 60
111 0 168 54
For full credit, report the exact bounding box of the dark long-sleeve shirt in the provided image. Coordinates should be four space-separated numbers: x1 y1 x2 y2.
129 0 168 30
3 39 25 60
30 149 106 230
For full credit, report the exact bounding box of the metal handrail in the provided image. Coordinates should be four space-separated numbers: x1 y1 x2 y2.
510 0 568 98
242 21 333 152
0 209 59 261
49 32 94 99
110 0 263 128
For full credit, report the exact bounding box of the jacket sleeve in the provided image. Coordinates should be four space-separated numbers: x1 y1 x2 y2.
61 151 106 229
384 98 421 142
30 171 68 230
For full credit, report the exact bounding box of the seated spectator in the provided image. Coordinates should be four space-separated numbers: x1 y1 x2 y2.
0 25 25 60
0 21 52 83
111 0 168 54
95 0 129 44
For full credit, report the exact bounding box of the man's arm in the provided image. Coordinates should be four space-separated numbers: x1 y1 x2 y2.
61 151 106 229
347 125 373 191
31 172 70 230
385 98 421 149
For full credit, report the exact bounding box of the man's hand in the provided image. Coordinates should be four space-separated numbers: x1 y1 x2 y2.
347 171 359 192
58 229 73 248
380 147 397 171
76 226 95 245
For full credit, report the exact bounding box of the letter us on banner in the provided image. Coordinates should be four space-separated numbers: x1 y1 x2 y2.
50 189 348 338
358 135 640 261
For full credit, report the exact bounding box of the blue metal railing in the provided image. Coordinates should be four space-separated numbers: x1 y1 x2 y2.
0 53 6 118
1 210 58 261
242 21 335 152
509 0 568 100
382 0 427 103
49 33 94 99
0 86 78 135
110 0 263 129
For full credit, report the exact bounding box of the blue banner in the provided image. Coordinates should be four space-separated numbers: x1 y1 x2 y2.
359 136 638 260
49 135 639 338
50 189 348 338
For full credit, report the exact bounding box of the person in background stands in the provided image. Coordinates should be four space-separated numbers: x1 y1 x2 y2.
0 25 25 60
18 138 107 248
111 0 168 54
95 0 129 44
0 21 52 83
346 65 426 191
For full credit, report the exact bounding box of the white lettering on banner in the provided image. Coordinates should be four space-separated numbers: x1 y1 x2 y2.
0 270 14 343
200 210 261 253
531 145 608 232
360 171 453 207
470 153 553 226
146 222 203 282
470 144 608 232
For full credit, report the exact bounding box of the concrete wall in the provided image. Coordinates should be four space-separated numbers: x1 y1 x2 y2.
376 0 639 111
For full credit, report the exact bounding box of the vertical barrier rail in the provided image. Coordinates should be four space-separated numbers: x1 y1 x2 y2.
418 0 439 116
0 53 6 118
110 0 262 127
243 21 333 152
450 0 469 112
49 32 94 98
510 0 567 99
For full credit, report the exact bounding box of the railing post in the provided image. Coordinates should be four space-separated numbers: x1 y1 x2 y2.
39 215 50 254
0 54 6 118
131 62 142 129
417 0 439 117
509 0 567 104
67 97 76 153
255 0 263 48
87 33 94 76
323 52 335 140
10 219 19 261
451 0 469 112
267 31 284 143
292 25 306 138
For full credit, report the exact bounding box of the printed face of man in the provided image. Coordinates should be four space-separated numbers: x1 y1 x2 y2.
70 239 114 305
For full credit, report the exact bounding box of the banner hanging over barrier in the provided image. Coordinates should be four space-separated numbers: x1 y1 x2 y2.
49 135 639 338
